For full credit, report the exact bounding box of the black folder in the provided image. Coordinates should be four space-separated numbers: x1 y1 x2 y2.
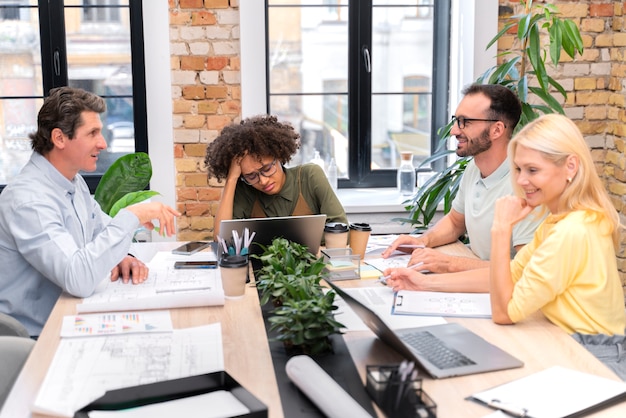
74 371 267 418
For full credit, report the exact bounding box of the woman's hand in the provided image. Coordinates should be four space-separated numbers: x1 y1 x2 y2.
227 156 242 182
493 196 534 230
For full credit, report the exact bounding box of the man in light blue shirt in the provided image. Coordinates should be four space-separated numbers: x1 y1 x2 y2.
0 87 179 336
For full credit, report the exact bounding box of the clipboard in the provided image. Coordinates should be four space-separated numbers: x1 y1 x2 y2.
467 366 626 417
392 290 492 318
74 371 267 418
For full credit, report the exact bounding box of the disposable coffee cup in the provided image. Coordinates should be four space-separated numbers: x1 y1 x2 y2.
219 255 249 299
324 223 349 249
349 223 372 259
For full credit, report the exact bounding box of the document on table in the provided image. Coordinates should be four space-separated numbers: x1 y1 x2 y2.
365 254 429 272
469 366 626 417
393 290 492 318
60 310 173 337
33 323 224 418
330 286 445 332
77 251 224 313
88 391 250 418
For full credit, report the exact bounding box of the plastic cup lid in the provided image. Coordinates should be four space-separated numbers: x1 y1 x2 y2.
349 223 372 232
219 255 248 268
324 222 349 233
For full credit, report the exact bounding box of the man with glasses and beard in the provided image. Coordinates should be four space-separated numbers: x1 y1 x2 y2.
204 115 347 239
382 84 544 290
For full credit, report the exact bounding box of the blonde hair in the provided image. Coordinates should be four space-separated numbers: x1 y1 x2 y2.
509 113 621 246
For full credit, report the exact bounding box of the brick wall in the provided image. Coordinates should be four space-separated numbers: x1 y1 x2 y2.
168 0 626 292
169 0 240 242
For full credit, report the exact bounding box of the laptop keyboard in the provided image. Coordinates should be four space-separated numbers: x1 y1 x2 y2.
403 331 476 369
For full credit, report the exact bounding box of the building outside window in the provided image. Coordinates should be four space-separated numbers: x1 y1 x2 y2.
265 0 449 188
0 0 146 192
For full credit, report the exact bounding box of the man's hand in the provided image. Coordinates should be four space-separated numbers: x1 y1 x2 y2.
381 235 426 258
125 202 180 237
111 255 148 284
407 247 458 273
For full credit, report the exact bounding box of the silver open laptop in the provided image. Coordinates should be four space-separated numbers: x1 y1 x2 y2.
326 281 523 379
219 215 326 267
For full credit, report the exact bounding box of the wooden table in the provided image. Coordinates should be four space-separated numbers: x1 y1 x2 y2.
3 241 626 417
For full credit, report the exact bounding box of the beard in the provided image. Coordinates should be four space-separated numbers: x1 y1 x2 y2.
456 127 492 157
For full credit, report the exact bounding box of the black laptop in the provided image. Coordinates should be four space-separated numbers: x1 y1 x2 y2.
326 281 524 379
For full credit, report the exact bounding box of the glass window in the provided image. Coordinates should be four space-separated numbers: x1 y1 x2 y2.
0 0 145 192
266 0 449 188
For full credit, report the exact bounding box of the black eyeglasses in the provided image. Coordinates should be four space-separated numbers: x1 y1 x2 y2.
240 159 278 185
451 115 501 129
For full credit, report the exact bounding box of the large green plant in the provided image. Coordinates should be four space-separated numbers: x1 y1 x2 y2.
399 0 583 229
94 152 159 217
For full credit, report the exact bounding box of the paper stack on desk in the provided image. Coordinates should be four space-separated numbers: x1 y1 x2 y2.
77 251 225 313
32 323 224 417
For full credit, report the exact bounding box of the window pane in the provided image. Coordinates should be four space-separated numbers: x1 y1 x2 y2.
268 5 348 95
65 3 134 176
0 4 42 184
371 3 433 169
372 93 431 169
270 94 349 180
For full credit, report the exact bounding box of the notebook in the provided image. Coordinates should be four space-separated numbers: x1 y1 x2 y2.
326 280 523 379
219 214 326 267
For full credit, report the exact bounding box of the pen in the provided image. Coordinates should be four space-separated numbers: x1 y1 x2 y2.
377 262 425 285
397 244 425 249
155 286 212 293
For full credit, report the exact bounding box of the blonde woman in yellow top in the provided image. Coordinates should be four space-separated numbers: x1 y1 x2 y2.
490 113 626 377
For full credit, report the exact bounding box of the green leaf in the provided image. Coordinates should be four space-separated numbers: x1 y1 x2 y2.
109 191 160 217
549 19 563 65
486 21 517 50
94 152 152 214
517 12 532 39
563 20 584 56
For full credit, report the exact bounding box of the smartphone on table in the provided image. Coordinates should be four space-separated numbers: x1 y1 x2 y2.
174 260 217 269
171 241 211 255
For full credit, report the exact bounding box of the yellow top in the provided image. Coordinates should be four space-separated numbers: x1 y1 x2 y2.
508 210 626 335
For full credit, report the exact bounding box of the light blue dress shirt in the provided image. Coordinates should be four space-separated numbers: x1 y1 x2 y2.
0 153 140 335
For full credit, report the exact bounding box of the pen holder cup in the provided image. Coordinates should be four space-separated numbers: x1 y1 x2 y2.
321 248 360 281
366 365 437 418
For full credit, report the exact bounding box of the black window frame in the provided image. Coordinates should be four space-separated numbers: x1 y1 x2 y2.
0 0 147 193
265 1 451 188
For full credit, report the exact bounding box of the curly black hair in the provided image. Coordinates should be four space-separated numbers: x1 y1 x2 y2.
204 115 301 181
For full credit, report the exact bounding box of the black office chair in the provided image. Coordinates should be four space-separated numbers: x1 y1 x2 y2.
0 314 35 409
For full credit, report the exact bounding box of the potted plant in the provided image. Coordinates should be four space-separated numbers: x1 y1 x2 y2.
94 152 161 241
94 152 159 217
254 237 345 355
398 0 583 230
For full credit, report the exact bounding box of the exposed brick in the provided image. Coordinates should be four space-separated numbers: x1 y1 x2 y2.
590 4 614 17
182 85 205 100
198 100 220 114
191 11 216 26
185 202 211 216
204 0 229 8
183 115 206 129
207 115 233 130
186 173 209 187
205 85 229 99
180 56 206 71
185 143 208 157
180 0 203 9
198 187 223 201
207 56 229 70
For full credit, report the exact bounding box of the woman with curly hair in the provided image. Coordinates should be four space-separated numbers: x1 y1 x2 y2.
205 115 347 238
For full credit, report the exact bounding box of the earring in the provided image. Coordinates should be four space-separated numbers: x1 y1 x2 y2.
567 177 572 183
